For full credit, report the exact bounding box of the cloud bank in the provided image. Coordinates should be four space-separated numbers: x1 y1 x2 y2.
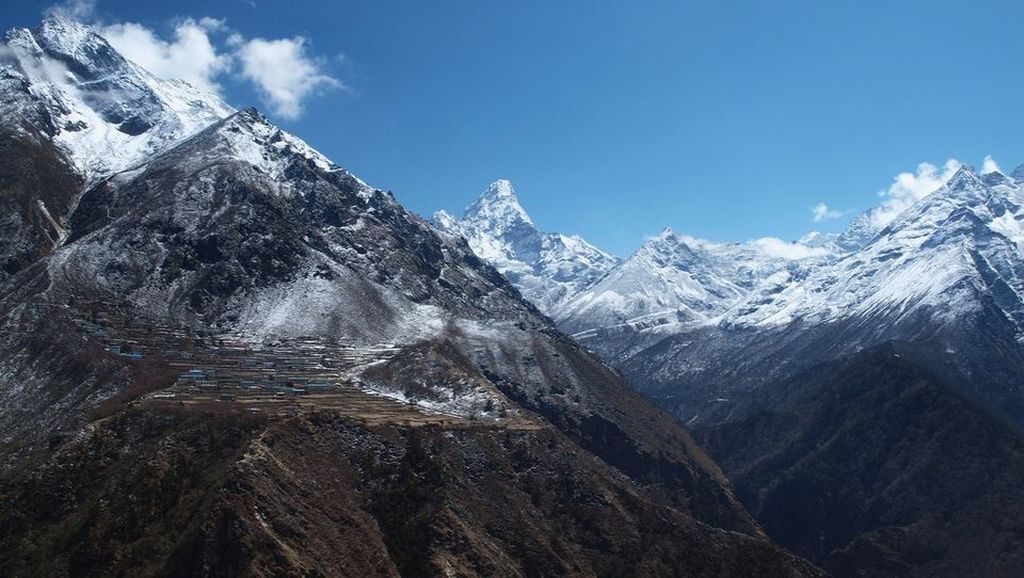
982 154 1001 174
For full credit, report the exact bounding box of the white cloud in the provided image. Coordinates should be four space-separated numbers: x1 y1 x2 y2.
982 154 1001 174
751 237 830 260
97 18 231 94
811 202 843 222
868 159 962 229
235 36 342 120
46 0 97 20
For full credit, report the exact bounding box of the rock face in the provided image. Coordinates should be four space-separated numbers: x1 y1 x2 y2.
433 180 619 317
0 123 82 281
0 17 819 577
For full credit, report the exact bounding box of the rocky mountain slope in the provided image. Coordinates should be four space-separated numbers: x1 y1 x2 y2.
697 346 1024 577
0 17 818 577
0 14 232 283
441 160 1024 576
0 122 82 280
578 167 1024 576
433 180 619 317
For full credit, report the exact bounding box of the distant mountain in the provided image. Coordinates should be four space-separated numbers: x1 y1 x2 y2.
584 165 1024 576
726 166 1024 332
0 17 819 576
556 229 830 337
435 185 835 344
437 161 1024 576
433 180 619 316
611 165 1024 427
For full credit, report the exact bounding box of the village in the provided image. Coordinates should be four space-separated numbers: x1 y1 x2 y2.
56 300 541 429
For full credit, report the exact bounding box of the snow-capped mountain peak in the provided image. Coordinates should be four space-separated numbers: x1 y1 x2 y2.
556 229 827 335
463 179 533 226
477 178 517 200
1 15 233 179
148 106 343 183
983 170 1011 187
32 13 115 71
723 161 1024 331
432 180 619 316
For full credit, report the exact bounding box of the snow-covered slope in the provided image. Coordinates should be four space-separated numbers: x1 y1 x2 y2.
602 163 1024 434
558 164 1024 350
557 229 831 335
0 14 232 180
726 165 1024 333
435 181 837 339
433 180 619 316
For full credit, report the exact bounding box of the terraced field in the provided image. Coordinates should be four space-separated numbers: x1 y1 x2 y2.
57 301 538 429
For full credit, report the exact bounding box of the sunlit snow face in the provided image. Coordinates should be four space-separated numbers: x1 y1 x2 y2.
0 19 233 180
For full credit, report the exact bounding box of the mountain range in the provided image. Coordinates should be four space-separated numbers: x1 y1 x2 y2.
3 13 1024 578
443 162 1024 575
0 15 821 577
433 179 620 317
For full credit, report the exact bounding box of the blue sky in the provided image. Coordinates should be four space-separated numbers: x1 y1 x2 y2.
9 1 1024 256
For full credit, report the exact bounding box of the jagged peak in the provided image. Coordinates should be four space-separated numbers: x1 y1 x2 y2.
937 165 995 203
463 179 533 225
642 227 678 245
926 163 988 204
38 12 92 38
635 227 697 258
982 170 1011 187
644 227 714 250
484 179 516 199
228 106 274 130
2 26 39 51
32 15 118 68
141 105 343 182
947 164 981 187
